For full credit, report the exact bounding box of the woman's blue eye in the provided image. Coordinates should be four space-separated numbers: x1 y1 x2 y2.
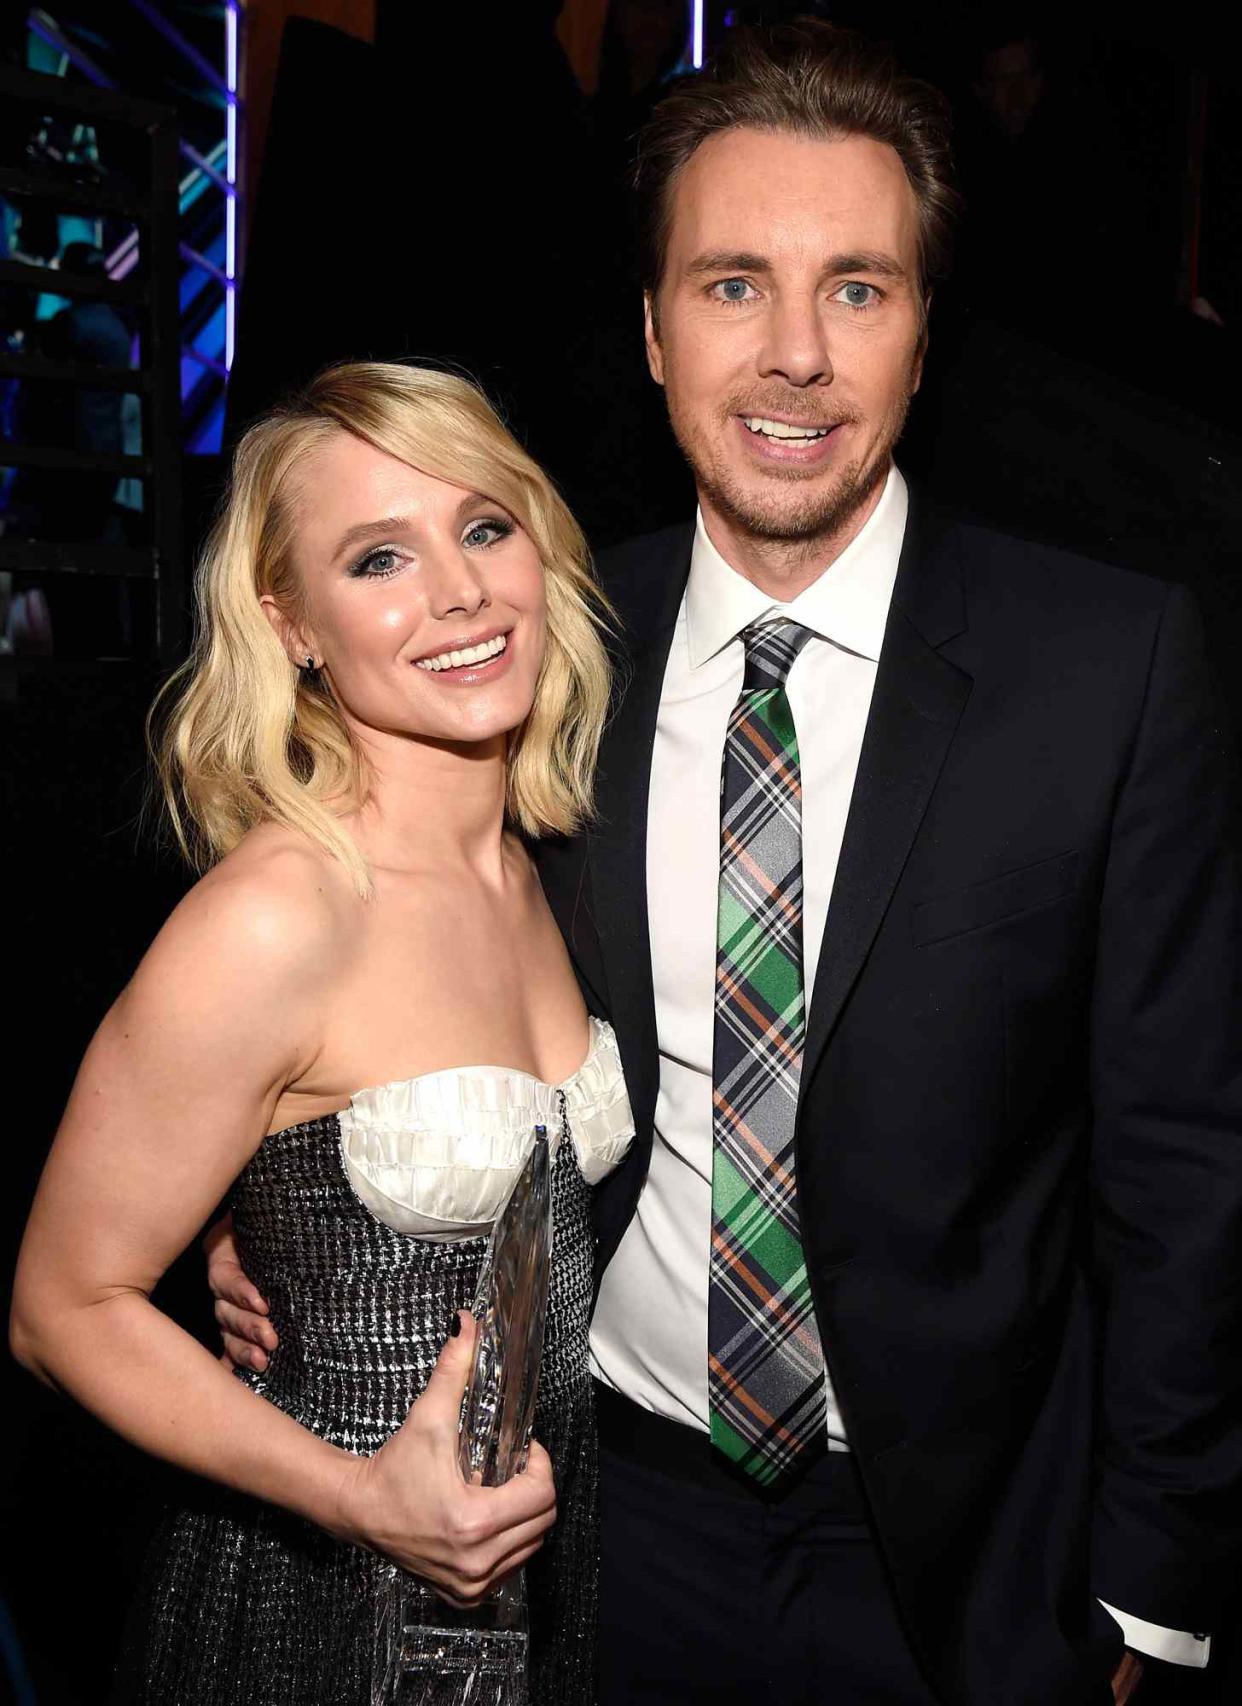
350 519 512 576
463 518 514 549
839 282 877 308
714 278 754 304
352 548 400 579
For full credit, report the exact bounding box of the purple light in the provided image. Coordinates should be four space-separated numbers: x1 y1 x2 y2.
111 244 141 283
128 0 229 98
225 2 240 371
691 0 704 69
226 1 239 92
107 229 140 278
28 13 111 88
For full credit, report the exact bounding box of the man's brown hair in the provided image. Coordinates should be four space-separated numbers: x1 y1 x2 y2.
634 19 961 312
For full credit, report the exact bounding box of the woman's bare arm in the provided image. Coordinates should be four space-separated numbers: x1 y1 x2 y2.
9 848 555 1600
12 854 352 1518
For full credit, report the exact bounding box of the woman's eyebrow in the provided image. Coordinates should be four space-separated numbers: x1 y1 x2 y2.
330 494 505 564
330 515 416 564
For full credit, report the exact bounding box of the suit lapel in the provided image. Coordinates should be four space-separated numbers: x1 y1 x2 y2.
588 527 691 1135
801 508 973 1088
587 507 970 1128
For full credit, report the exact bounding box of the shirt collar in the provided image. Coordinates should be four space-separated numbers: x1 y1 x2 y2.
684 464 908 669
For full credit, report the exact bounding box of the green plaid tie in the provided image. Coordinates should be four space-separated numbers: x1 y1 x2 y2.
709 619 825 1487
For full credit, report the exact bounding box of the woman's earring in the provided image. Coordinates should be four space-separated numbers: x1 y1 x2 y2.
301 654 316 673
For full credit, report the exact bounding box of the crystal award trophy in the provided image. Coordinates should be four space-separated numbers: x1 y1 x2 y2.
373 1123 555 1706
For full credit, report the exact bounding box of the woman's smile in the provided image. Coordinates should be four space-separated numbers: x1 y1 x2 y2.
411 625 515 685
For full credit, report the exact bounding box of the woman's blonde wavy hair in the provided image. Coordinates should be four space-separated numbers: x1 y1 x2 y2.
152 362 615 896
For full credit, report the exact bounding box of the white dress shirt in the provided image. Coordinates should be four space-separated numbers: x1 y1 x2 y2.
587 464 1208 1668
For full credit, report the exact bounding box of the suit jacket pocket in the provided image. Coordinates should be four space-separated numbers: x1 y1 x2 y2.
911 851 1079 947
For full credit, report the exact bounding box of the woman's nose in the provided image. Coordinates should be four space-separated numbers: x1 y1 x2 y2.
423 548 490 620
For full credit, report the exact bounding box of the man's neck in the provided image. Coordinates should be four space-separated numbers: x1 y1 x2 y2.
698 465 889 602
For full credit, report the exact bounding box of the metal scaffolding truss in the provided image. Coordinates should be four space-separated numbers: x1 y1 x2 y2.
0 62 184 665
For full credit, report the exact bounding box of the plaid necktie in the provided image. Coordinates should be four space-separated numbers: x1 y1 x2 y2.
709 618 825 1487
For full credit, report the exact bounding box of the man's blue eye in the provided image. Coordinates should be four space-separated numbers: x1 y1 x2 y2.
840 282 875 308
716 278 752 302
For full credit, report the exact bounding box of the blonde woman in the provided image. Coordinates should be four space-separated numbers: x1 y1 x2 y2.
10 363 634 1705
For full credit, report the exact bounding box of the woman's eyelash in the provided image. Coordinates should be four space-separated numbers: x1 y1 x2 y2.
465 517 515 546
348 519 514 580
349 547 402 579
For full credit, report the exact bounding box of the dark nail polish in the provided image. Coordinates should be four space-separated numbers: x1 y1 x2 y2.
449 1312 463 1337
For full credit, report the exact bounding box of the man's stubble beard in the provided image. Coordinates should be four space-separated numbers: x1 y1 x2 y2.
665 382 915 558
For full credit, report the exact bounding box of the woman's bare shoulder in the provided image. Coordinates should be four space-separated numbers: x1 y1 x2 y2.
56 830 366 1150
132 825 361 1013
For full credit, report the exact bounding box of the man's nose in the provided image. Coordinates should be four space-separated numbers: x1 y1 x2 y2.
757 293 834 389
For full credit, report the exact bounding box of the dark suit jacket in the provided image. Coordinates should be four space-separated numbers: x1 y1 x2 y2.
536 496 1242 1706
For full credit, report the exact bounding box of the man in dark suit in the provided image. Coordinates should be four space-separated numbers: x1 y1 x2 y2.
211 22 1240 1703
540 21 1238 1704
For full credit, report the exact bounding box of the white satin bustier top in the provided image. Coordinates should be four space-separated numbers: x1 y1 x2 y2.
337 1016 634 1241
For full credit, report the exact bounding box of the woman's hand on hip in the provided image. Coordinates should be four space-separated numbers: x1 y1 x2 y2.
205 1212 278 1372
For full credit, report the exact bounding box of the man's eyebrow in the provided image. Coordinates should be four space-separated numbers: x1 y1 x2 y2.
330 492 498 564
683 249 910 282
686 250 773 278
826 250 910 281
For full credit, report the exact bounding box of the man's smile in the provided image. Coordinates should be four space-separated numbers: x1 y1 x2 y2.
741 415 833 439
733 414 846 467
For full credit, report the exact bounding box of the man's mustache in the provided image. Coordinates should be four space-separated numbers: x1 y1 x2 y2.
724 398 860 429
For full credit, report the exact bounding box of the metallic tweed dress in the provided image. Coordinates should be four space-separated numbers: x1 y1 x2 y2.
112 1043 625 1706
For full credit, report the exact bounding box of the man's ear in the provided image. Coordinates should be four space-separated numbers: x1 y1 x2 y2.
260 593 317 670
643 291 665 386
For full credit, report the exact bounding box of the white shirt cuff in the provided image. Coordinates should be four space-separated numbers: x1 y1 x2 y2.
1097 1601 1210 1667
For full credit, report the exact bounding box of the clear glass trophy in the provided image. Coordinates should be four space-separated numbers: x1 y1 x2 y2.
373 1124 554 1706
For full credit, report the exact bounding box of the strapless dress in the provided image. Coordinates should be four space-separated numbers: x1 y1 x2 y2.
113 1016 634 1706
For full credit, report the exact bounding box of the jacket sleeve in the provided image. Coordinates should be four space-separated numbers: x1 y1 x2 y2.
1088 581 1242 1630
533 836 613 1022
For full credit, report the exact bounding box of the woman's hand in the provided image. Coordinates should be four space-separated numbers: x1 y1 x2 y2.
205 1213 278 1372
206 1228 556 1602
334 1311 557 1605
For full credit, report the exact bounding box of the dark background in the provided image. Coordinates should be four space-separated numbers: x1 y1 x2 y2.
3 2 1240 1701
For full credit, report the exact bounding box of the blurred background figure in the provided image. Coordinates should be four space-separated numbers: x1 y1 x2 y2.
974 29 1044 138
593 0 694 179
11 243 131 541
955 24 1142 329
